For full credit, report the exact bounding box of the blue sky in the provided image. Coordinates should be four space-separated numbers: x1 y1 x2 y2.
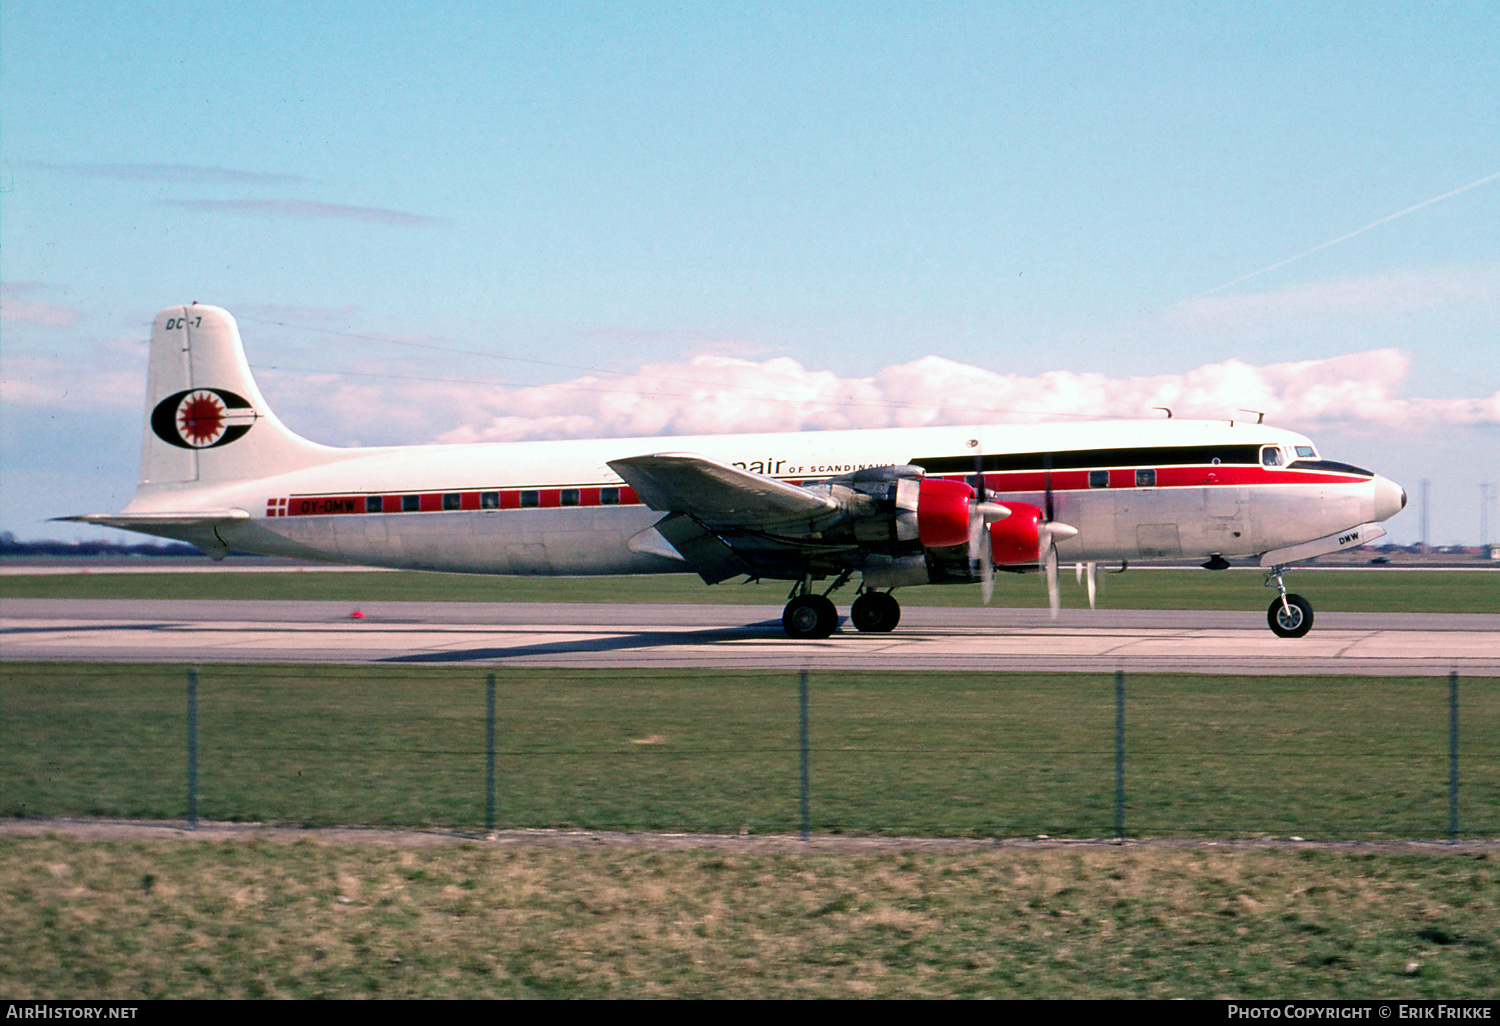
3 1 1497 546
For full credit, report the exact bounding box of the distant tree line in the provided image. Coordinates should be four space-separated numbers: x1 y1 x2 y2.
0 531 201 557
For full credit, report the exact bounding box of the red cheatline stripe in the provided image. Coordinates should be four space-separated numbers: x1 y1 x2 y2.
270 464 1369 517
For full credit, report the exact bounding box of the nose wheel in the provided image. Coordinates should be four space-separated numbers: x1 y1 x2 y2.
1264 564 1314 638
1267 593 1313 638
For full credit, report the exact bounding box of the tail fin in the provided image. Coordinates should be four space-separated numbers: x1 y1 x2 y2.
141 304 333 486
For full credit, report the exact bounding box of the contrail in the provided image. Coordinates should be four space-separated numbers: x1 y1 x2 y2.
1194 170 1500 298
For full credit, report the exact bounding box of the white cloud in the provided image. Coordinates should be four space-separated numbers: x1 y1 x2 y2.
8 335 1496 453
339 346 1497 447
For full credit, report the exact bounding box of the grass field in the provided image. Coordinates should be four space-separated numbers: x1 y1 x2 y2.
5 575 1496 998
2 566 1496 612
5 663 1496 840
3 833 1495 998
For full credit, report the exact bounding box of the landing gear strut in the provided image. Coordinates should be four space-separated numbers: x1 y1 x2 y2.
1264 564 1314 638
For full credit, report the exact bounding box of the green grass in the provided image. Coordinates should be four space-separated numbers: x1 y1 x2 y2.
3 835 1495 998
3 567 1495 612
5 663 1496 840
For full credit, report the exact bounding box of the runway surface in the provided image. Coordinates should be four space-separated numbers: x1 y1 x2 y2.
3 599 1497 674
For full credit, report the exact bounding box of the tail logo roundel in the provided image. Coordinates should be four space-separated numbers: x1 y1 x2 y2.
151 388 257 449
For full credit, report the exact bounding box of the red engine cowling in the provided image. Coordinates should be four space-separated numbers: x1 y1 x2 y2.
989 501 1044 564
916 477 974 548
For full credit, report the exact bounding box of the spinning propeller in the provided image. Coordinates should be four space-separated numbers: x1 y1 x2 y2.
967 445 1011 604
1037 453 1079 617
963 446 1092 615
1075 560 1102 609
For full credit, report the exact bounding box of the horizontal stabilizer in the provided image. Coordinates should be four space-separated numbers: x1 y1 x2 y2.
58 510 250 528
56 510 250 560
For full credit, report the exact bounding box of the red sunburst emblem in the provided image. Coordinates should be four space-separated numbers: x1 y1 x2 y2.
176 390 227 447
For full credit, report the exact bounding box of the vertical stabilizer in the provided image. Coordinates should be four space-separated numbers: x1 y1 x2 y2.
140 305 334 486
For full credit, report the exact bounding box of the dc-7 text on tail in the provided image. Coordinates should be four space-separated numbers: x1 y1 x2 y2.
67 305 1407 639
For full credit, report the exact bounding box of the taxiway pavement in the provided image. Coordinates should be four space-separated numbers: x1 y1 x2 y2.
3 599 1496 675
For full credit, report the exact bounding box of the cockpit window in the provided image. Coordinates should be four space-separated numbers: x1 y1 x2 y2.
1295 445 1317 459
1260 446 1285 468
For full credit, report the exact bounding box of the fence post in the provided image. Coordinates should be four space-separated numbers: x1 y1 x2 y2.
1449 669 1459 843
799 669 810 841
486 672 497 834
1115 669 1125 840
187 667 199 830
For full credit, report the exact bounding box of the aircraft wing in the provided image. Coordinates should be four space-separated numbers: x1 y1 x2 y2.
607 453 838 528
608 453 853 584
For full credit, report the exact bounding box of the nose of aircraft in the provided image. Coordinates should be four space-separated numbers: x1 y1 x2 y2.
1372 475 1406 523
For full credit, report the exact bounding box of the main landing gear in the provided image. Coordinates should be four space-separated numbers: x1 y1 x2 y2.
1264 564 1314 639
781 574 901 639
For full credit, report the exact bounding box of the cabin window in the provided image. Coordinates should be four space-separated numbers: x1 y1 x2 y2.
600 487 620 505
520 490 540 508
1089 470 1109 489
365 495 382 513
402 494 420 512
1261 446 1284 467
1135 468 1156 488
481 492 500 509
561 488 580 507
443 493 461 511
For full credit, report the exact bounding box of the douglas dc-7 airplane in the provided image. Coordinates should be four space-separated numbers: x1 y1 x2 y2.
68 304 1406 639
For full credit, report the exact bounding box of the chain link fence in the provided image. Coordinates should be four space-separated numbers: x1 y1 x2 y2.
4 663 1496 840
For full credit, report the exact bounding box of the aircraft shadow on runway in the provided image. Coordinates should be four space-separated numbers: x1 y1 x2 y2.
379 618 792 663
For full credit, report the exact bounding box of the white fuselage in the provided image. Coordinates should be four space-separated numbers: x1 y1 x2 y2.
126 417 1401 580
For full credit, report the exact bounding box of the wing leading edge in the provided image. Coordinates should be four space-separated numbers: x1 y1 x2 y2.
608 453 839 527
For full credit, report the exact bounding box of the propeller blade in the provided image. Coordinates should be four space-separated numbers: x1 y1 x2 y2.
968 497 1008 602
1042 452 1054 522
967 503 985 565
980 538 994 604
1044 543 1060 618
1086 560 1097 609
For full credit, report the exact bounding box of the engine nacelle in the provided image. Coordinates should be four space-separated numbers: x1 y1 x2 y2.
915 477 974 548
989 501 1044 564
803 466 979 553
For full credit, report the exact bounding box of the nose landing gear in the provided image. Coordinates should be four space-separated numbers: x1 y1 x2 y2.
1264 564 1314 638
